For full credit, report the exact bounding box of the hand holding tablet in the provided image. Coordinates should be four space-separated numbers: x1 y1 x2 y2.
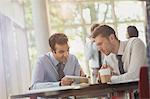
65 75 89 84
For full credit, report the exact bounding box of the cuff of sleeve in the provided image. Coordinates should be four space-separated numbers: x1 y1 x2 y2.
111 76 118 83
54 82 60 86
59 81 61 86
32 82 60 89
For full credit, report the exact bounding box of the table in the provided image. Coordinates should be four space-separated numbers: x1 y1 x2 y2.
10 81 138 99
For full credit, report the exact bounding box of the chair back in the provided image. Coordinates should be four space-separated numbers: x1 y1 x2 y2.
139 66 150 99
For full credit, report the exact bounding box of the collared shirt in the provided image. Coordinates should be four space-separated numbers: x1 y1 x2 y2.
117 41 127 55
31 52 81 89
104 38 147 83
85 41 104 68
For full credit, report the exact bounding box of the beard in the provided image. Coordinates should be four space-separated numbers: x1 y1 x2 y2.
60 57 68 64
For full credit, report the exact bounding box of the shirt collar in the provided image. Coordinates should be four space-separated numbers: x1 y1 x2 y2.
117 41 128 55
48 52 59 66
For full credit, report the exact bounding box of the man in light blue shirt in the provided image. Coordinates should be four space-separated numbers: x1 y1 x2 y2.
85 23 104 83
31 33 84 89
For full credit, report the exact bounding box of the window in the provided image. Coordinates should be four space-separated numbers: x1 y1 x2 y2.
48 0 146 74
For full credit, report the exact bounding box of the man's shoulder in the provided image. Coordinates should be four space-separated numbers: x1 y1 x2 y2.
128 37 144 46
69 54 77 59
67 54 79 63
66 54 80 67
128 37 142 43
37 53 50 61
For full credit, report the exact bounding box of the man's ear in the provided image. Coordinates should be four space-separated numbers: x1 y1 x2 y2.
51 49 56 53
109 34 115 41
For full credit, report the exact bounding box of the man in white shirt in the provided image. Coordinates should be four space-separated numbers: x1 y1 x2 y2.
92 25 147 83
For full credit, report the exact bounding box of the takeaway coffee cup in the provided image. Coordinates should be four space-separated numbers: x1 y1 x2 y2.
99 68 111 83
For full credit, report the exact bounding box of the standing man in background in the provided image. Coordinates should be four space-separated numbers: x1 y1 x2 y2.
85 23 103 83
31 33 85 89
126 25 139 39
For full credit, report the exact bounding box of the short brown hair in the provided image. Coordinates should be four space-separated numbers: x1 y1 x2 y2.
91 23 99 32
92 25 117 39
49 33 68 51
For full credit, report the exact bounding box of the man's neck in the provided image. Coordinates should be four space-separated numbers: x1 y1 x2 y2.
112 40 120 54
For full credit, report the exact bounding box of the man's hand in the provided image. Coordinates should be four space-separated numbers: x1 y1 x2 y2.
60 77 73 86
80 68 86 77
101 64 113 71
101 65 117 75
